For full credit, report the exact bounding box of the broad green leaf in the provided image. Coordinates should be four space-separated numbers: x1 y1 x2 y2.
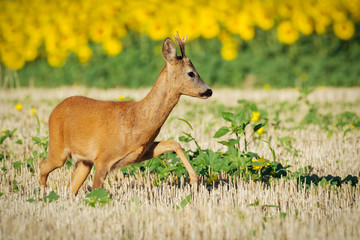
85 188 109 199
229 138 240 146
99 197 113 206
43 191 59 203
32 136 41 144
218 141 232 147
218 137 240 148
234 112 246 124
222 112 234 122
207 150 222 172
213 127 230 138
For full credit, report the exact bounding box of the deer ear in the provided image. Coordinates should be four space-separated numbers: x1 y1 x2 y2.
162 38 177 64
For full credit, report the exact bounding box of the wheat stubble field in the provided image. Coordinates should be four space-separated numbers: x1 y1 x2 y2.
0 87 359 240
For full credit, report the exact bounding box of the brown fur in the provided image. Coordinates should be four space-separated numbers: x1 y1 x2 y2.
39 34 212 194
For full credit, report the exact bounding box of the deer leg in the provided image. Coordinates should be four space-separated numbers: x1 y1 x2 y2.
92 161 110 189
39 151 67 187
68 160 93 195
142 140 198 185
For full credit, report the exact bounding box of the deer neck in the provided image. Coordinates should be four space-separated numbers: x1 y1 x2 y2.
138 66 180 131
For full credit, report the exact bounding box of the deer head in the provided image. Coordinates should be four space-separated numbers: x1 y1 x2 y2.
162 32 212 99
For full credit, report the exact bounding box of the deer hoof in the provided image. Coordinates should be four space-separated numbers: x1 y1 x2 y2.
190 177 199 185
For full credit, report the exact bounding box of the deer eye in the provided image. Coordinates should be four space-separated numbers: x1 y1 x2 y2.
188 72 195 78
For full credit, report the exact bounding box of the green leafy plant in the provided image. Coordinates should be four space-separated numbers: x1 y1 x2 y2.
11 152 36 173
0 128 17 144
27 190 59 203
84 188 113 207
32 136 49 160
211 104 288 182
11 179 24 192
297 87 360 136
41 191 60 203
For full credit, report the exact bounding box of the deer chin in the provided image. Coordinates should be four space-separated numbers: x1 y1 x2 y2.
199 88 213 99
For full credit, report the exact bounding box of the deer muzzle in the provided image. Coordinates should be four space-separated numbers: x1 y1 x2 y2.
200 88 213 99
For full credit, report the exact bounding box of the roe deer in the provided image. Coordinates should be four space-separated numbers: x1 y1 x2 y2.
39 33 212 194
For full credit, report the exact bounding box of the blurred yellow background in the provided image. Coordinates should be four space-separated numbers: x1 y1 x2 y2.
0 0 359 70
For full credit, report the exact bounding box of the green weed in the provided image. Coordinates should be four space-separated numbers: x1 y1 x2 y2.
83 188 113 207
174 194 192 210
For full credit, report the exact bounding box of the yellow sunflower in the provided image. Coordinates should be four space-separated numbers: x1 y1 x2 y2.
333 20 355 40
277 20 299 45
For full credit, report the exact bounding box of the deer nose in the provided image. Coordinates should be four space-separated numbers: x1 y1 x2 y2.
205 88 213 97
200 88 213 98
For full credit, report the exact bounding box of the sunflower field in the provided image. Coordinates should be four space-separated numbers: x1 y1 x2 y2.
0 0 359 88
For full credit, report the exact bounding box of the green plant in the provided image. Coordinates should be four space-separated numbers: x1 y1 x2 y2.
11 155 35 173
41 191 60 203
32 136 48 160
0 129 17 144
211 104 288 182
297 87 360 136
27 190 59 203
12 179 21 192
83 188 113 207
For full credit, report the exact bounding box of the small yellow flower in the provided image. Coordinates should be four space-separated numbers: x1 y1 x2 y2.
257 126 264 135
15 103 22 111
349 124 355 128
1 128 6 133
252 156 269 170
118 95 125 101
263 84 271 91
31 108 36 115
251 112 260 122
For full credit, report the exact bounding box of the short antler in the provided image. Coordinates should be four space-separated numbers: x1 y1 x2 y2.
173 31 187 58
